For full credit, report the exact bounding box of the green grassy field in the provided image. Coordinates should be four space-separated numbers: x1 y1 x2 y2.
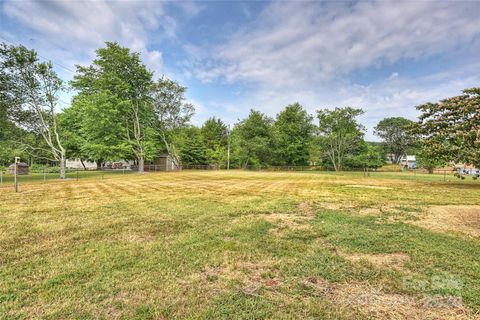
1 171 479 319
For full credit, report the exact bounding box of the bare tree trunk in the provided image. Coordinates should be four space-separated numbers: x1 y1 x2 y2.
59 155 66 179
80 159 87 170
395 154 402 164
138 156 144 173
160 132 181 169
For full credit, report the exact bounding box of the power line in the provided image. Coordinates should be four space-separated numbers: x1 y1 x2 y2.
1 36 74 107
0 35 76 75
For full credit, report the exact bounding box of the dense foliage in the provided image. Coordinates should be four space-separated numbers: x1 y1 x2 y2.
1 41 478 173
316 107 367 171
0 43 67 177
374 117 416 163
414 88 480 167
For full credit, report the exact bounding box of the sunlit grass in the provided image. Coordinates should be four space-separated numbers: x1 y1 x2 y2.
1 170 479 319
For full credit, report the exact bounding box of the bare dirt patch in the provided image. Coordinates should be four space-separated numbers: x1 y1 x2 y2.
185 259 283 297
357 207 384 216
235 260 282 295
303 278 471 319
297 201 316 217
313 202 396 217
264 213 314 235
342 252 410 270
413 205 480 237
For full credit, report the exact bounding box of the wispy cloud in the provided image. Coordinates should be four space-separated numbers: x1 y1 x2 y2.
182 1 480 139
1 0 201 75
191 1 480 86
2 0 479 139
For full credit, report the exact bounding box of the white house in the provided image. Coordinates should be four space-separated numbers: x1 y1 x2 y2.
455 165 480 176
400 155 417 169
66 159 97 169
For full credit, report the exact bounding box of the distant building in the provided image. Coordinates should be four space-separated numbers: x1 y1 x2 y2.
66 159 97 169
66 159 133 170
455 165 480 176
146 153 181 172
400 155 416 169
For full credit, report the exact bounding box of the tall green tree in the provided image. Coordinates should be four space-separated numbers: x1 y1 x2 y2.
173 126 208 166
273 103 313 166
201 117 228 167
316 107 365 171
0 43 67 178
374 117 416 163
150 77 195 167
71 42 154 172
60 93 131 168
414 88 480 167
232 110 274 168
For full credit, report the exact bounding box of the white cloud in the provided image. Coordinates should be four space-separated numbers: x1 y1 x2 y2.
192 1 480 86
183 1 480 139
1 0 201 76
200 65 480 141
387 72 399 80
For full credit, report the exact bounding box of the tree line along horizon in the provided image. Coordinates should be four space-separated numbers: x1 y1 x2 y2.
1 41 479 179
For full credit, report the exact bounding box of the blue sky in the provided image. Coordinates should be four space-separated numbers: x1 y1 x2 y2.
1 0 479 140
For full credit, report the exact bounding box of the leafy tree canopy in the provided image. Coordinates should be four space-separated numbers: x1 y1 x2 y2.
317 107 365 171
70 42 156 171
232 110 274 168
414 88 480 167
0 42 67 177
374 117 416 163
273 103 313 166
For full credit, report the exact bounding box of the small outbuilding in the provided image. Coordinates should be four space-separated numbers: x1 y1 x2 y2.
8 162 30 175
148 153 181 172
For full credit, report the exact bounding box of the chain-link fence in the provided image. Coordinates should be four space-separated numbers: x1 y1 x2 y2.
1 164 477 192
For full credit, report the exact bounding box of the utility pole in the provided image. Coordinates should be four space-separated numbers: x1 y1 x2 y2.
227 125 231 170
14 157 20 193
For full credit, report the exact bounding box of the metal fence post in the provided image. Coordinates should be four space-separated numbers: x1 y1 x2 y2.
43 167 46 183
0 170 2 186
14 157 19 193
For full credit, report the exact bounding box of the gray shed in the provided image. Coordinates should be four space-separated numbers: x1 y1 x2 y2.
149 154 181 171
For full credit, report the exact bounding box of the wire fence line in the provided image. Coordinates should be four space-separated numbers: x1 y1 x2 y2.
0 165 476 191
0 168 135 190
183 164 459 175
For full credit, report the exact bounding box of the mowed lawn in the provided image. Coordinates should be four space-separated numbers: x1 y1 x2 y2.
1 171 479 319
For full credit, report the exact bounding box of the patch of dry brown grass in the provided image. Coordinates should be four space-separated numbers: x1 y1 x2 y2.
413 205 480 237
303 278 472 319
341 252 411 270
